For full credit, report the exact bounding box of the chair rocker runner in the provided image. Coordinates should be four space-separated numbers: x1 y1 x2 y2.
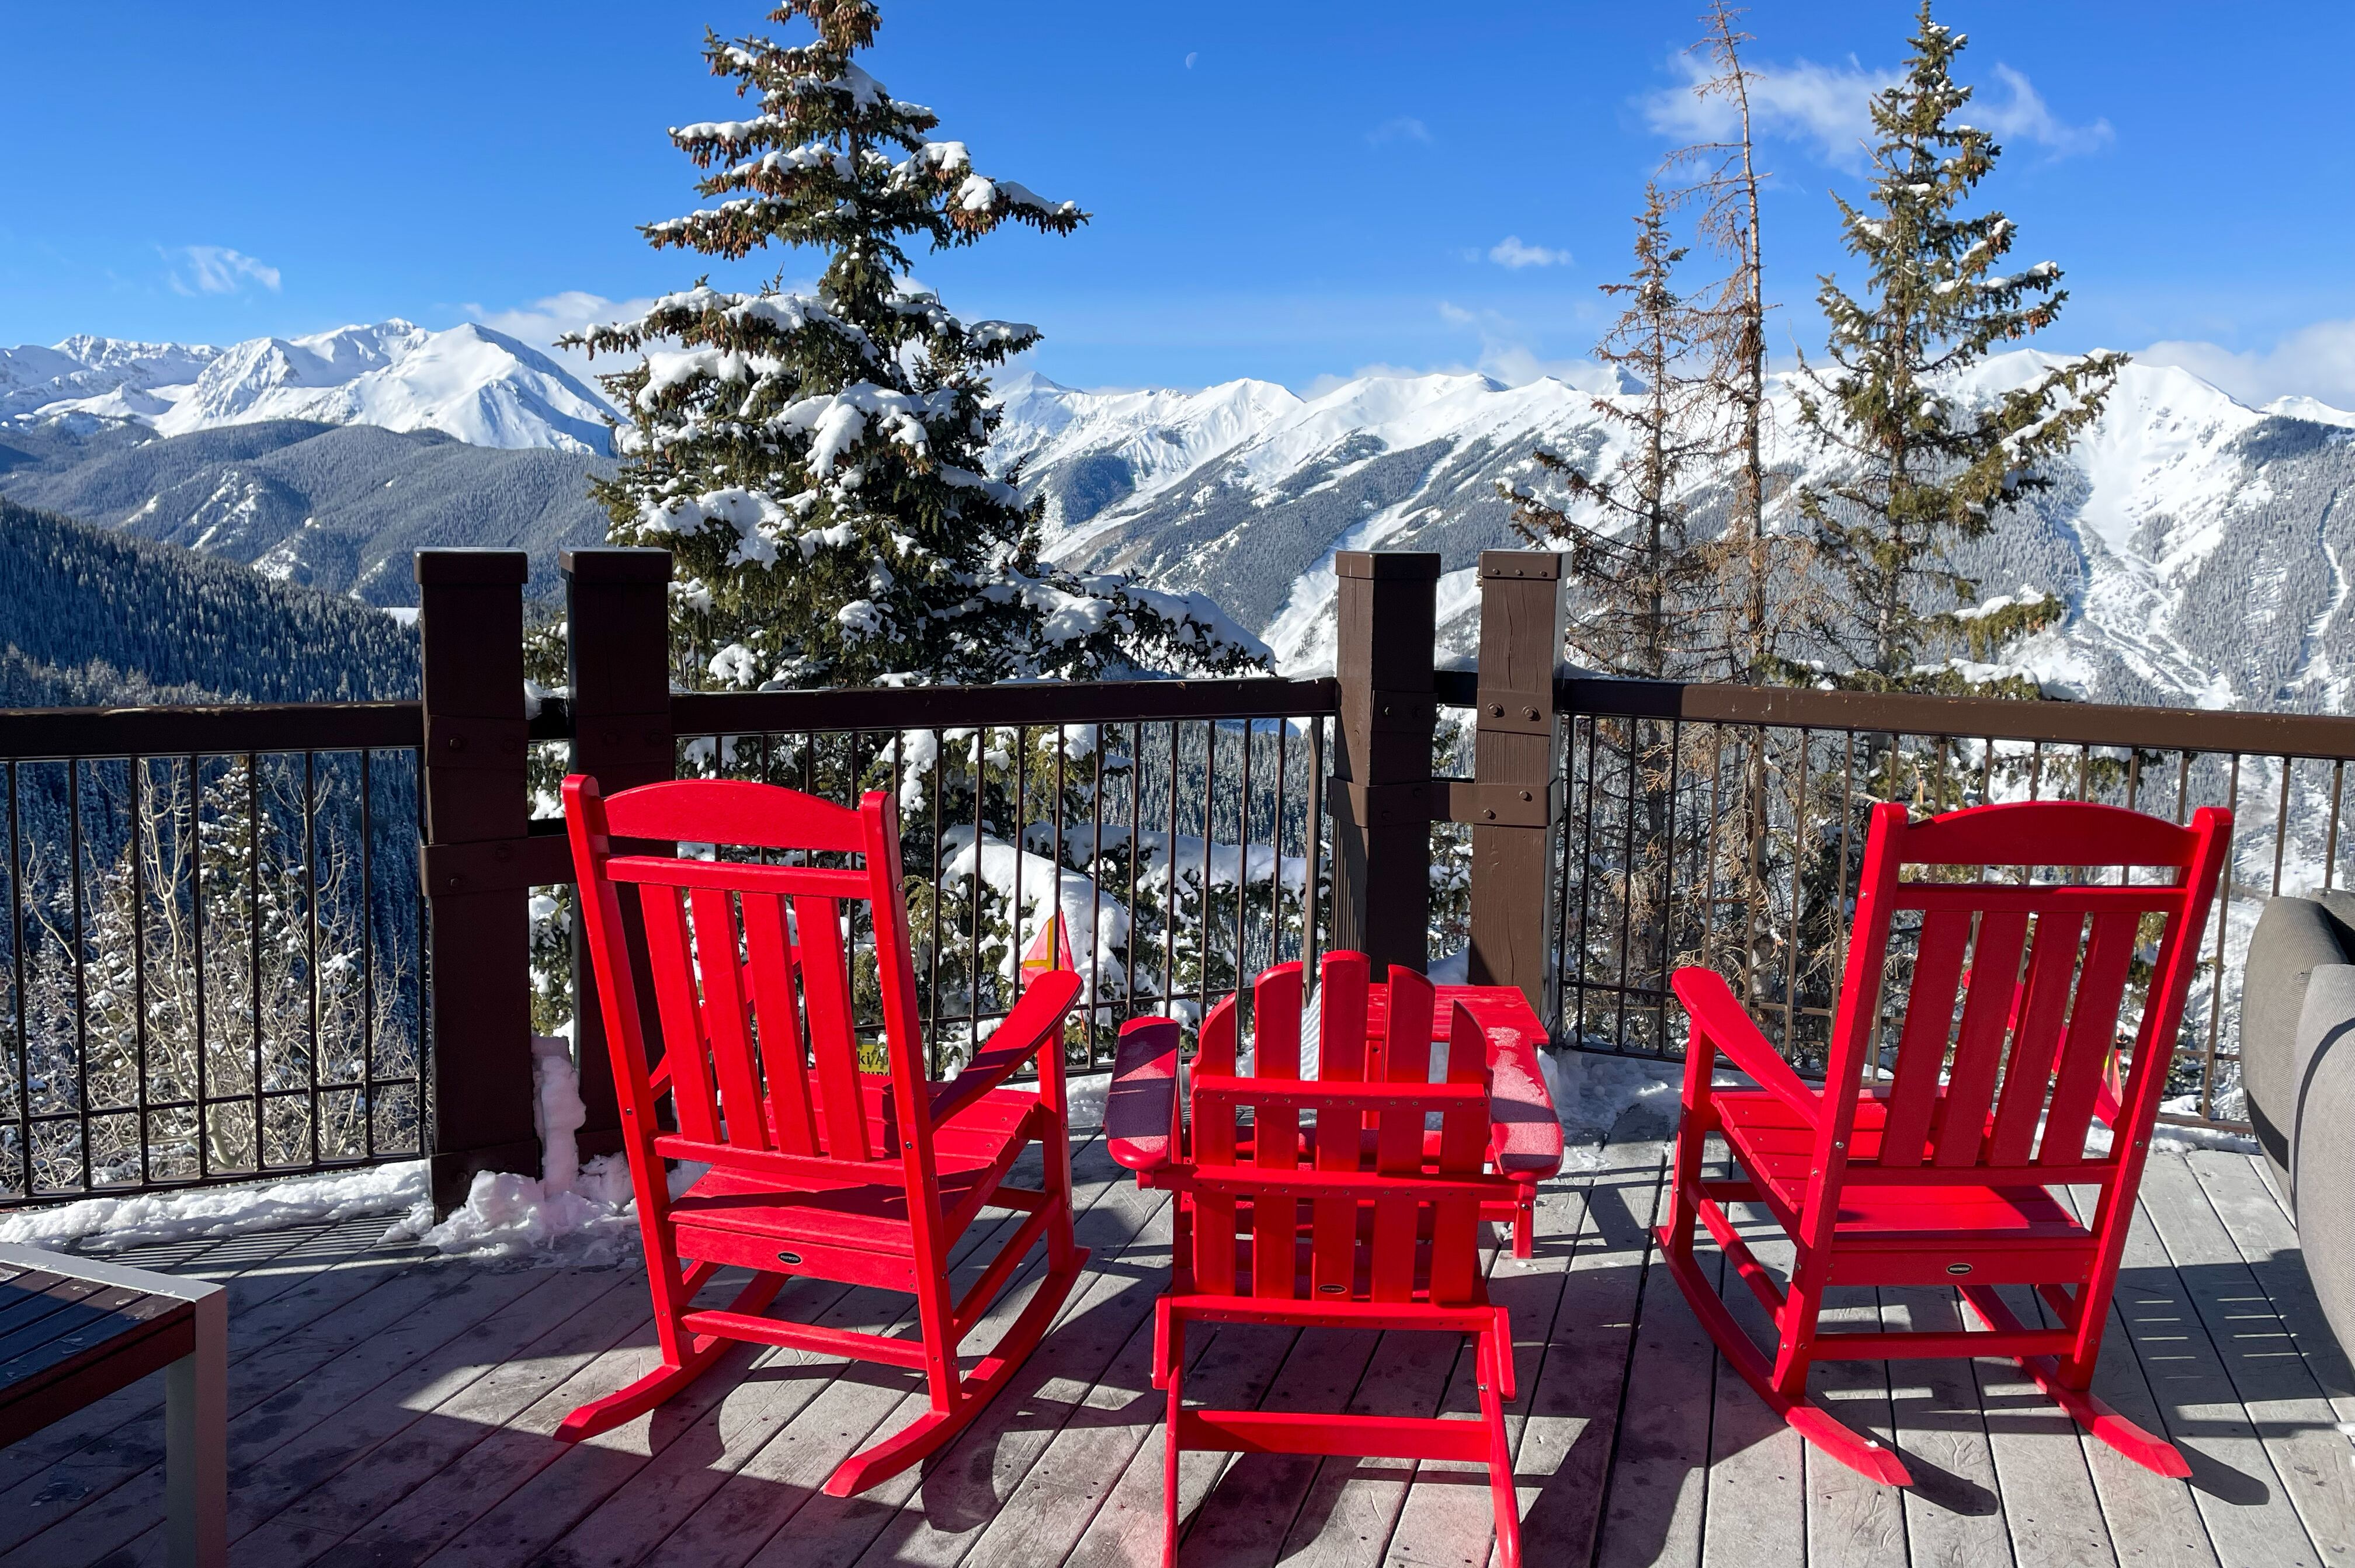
558 774 1088 1496
1108 951 1559 1568
1659 799 2230 1486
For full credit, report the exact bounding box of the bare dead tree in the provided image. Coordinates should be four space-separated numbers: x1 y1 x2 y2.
1663 0 1795 683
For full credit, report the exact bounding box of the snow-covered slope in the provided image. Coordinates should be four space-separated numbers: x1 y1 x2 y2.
3 322 617 456
0 336 220 424
996 356 2355 717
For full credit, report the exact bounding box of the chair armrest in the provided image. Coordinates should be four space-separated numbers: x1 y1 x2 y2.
1467 1007 1564 1181
1107 1017 1183 1173
1670 966 1821 1126
930 969 1082 1127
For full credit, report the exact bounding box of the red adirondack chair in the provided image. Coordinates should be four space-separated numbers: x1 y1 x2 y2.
558 774 1089 1496
1659 799 2231 1485
1108 951 1557 1568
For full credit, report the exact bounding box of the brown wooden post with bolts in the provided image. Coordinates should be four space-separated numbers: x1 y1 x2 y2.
1466 550 1567 1020
1328 550 1439 978
415 548 543 1213
561 547 675 1160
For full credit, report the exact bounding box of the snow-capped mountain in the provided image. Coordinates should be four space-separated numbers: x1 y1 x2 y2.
0 336 221 424
993 354 2355 717
1 321 618 456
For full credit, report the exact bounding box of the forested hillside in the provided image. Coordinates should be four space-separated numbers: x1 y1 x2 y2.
0 493 418 703
0 418 606 604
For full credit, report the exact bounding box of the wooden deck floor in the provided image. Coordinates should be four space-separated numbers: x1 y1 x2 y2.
3 1133 2350 1568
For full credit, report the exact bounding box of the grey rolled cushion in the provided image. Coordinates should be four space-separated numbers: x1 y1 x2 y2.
2242 893 2355 1199
2291 965 2355 1358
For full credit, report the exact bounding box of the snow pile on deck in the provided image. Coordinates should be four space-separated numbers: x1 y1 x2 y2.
0 1160 427 1253
1543 1050 1685 1151
384 1037 644 1264
392 1156 641 1264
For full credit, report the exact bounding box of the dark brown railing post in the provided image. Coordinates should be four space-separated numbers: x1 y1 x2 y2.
1329 550 1439 978
561 547 674 1160
415 548 540 1212
1466 551 1568 1018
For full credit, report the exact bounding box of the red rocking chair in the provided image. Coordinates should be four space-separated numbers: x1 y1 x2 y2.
1108 951 1557 1568
558 774 1088 1496
1659 799 2230 1484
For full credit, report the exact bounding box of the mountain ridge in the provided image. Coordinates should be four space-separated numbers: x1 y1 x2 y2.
990 353 2355 718
1 321 619 456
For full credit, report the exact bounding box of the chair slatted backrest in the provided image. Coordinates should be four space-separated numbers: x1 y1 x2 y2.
1187 952 1493 1305
565 776 936 1195
1823 801 2231 1183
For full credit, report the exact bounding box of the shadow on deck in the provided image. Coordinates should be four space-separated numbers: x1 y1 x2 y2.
1 1138 2348 1567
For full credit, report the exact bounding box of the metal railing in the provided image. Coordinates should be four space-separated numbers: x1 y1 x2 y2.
9 544 2347 1212
0 703 425 1204
1547 677 2355 1131
541 678 1340 1077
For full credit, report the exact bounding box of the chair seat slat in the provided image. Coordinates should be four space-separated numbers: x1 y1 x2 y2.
638 883 721 1143
1371 968 1436 1302
795 895 870 1164
1986 910 2086 1164
1936 909 2031 1166
1880 908 1973 1167
690 886 770 1154
2040 911 2141 1165
741 893 819 1155
1192 993 1242 1298
1253 963 1306 1301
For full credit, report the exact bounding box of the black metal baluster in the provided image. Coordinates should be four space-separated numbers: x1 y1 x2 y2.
360 749 374 1160
68 760 88 1190
130 755 149 1187
247 754 262 1171
8 763 29 1196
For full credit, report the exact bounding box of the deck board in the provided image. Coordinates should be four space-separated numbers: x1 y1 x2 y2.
0 1147 2340 1567
1696 1189 1804 1568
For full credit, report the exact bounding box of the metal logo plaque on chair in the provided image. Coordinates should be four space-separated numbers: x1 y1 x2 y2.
560 774 1088 1496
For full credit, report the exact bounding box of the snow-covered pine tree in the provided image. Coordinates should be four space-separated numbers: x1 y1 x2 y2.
1793 0 2121 693
1502 183 1717 681
567 0 1261 691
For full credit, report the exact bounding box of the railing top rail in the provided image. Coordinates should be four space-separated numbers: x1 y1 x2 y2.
666 675 1340 735
0 700 423 761
1554 674 2355 762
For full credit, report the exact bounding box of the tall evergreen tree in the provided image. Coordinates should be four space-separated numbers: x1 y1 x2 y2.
1793 1 2121 690
568 0 1259 690
1503 183 1717 680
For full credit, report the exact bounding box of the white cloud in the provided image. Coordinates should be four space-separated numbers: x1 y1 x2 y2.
1367 116 1432 147
1488 236 1571 270
166 245 281 296
1300 361 1450 398
1974 65 2114 158
1644 54 2108 168
1297 301 1614 397
468 290 657 384
2139 320 2355 413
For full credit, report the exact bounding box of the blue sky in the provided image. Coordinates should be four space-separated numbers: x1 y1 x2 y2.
5 1 2352 404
